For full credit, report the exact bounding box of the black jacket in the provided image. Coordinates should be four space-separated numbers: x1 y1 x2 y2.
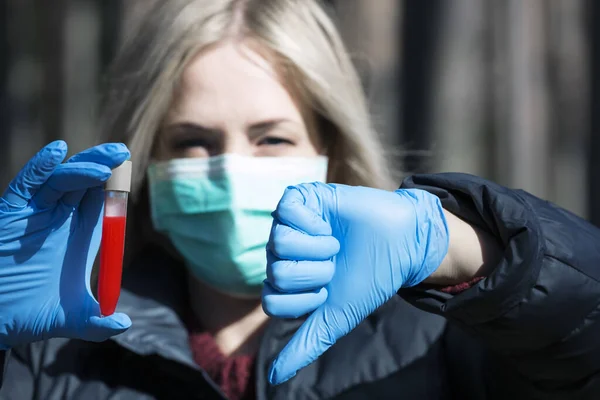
0 173 599 399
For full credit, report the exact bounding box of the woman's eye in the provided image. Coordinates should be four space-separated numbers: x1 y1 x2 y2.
172 138 210 150
258 136 294 146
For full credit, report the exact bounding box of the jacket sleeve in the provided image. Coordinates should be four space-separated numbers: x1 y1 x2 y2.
399 173 600 396
0 351 7 388
0 346 35 399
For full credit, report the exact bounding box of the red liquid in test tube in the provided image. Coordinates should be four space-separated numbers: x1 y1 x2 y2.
98 161 132 317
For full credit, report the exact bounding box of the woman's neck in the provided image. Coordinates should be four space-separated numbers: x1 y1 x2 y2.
187 274 269 357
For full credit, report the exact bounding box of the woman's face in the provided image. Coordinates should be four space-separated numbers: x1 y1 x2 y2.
155 42 321 160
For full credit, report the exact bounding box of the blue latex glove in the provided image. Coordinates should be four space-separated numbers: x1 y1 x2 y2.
262 182 449 384
0 141 132 349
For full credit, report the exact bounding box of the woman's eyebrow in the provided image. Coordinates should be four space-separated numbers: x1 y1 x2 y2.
247 119 299 138
164 122 223 136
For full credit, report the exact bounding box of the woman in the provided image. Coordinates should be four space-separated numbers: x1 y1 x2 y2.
0 1 445 398
0 1 598 400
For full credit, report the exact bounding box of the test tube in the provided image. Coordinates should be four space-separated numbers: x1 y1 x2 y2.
98 160 132 317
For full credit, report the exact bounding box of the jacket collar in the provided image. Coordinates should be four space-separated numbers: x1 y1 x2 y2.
108 246 309 400
110 246 197 370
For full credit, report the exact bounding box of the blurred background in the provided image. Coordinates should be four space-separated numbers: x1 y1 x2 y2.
0 0 599 223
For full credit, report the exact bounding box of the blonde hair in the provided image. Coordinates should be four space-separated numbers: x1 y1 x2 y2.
100 0 394 197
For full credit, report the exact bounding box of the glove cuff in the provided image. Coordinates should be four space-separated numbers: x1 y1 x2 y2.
400 190 449 288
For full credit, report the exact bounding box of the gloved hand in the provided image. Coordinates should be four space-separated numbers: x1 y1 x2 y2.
0 141 132 349
262 182 449 384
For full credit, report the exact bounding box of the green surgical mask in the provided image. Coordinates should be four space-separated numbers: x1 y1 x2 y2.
147 154 329 298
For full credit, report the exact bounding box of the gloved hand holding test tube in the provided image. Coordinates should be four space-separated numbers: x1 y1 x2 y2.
0 142 131 349
98 160 132 317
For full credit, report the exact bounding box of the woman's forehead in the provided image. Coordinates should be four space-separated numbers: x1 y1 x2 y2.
169 41 304 128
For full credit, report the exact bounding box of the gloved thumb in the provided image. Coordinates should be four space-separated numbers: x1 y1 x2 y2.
274 183 336 235
82 313 132 342
269 305 347 385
